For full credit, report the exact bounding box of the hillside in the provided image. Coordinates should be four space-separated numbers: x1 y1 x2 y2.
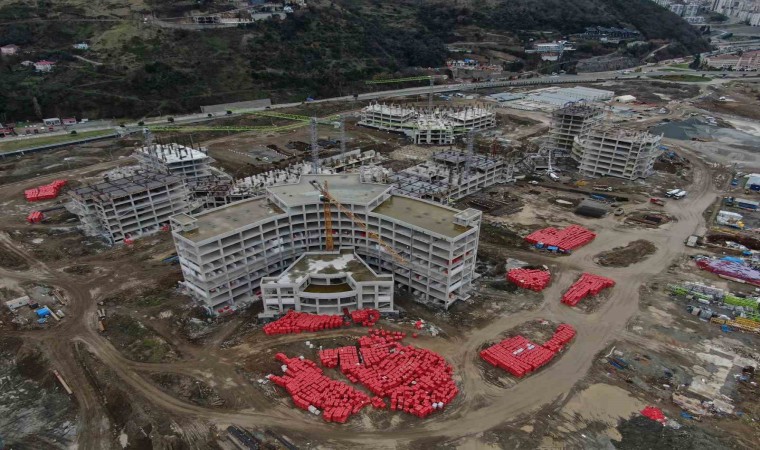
0 0 710 122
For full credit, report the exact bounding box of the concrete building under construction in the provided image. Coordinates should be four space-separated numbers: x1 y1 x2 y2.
134 143 216 184
549 103 604 155
359 103 496 145
389 151 513 204
170 174 482 315
572 126 662 180
260 249 394 317
70 173 192 244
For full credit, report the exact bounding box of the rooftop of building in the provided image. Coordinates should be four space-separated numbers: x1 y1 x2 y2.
444 107 494 121
364 103 417 117
553 103 604 118
371 195 471 238
179 196 284 242
72 173 182 201
268 174 391 207
267 250 391 285
137 143 209 164
583 125 662 144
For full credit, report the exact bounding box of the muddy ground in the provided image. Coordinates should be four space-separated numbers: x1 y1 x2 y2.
594 239 657 267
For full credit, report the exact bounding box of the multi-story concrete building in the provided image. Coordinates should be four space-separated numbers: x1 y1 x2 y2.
549 103 605 156
170 174 482 315
571 126 662 180
712 0 760 26
389 151 512 203
70 173 192 244
359 103 495 145
260 249 394 317
134 143 217 185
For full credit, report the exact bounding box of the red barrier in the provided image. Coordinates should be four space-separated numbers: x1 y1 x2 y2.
269 353 371 423
480 324 576 377
561 273 615 307
26 211 44 224
524 225 596 252
25 180 67 202
264 309 381 335
507 268 551 292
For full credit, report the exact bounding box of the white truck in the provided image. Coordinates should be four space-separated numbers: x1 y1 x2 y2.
665 188 680 198
673 190 687 199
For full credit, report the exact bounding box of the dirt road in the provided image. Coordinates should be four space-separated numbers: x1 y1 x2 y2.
0 146 718 448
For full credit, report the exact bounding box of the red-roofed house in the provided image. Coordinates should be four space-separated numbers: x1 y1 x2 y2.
1 44 19 56
34 60 56 72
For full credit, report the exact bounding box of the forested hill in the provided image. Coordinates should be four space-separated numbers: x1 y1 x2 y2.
0 0 709 121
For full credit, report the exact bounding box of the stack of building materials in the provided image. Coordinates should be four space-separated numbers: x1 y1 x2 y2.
25 180 67 201
480 336 556 377
480 324 576 377
26 211 44 223
263 310 344 335
525 224 596 252
562 273 615 306
350 309 381 327
320 329 458 418
717 210 744 229
542 324 577 352
268 353 372 423
696 258 760 287
507 268 551 291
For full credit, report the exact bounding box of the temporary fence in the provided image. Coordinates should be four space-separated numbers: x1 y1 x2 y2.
317 329 459 419
268 353 372 423
696 258 760 287
507 268 551 291
26 211 44 224
480 324 576 378
263 308 381 335
561 273 615 306
524 224 596 253
24 180 67 202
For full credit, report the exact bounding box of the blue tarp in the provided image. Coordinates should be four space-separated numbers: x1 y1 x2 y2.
35 307 51 318
720 256 745 265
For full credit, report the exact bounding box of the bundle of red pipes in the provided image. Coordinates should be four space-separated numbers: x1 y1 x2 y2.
350 308 381 327
561 273 615 306
24 180 67 202
480 323 577 378
263 310 344 335
268 353 371 423
507 268 551 291
524 224 596 252
26 211 44 224
263 308 381 335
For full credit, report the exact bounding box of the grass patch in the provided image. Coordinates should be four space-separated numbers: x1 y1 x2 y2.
650 74 712 83
0 129 115 153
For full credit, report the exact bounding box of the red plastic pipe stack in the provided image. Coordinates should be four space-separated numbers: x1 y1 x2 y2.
561 273 615 307
24 180 67 202
524 224 596 252
26 211 44 224
350 309 381 327
480 323 577 378
507 268 551 291
264 309 382 335
268 353 371 423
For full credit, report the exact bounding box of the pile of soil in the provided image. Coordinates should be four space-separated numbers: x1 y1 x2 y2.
594 240 657 267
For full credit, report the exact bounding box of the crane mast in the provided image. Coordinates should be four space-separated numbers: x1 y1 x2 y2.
310 180 408 266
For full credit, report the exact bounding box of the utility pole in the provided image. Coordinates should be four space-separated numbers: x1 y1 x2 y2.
310 117 319 174
340 115 346 156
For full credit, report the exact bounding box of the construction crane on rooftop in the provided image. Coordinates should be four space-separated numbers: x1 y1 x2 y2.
365 75 446 111
309 180 408 266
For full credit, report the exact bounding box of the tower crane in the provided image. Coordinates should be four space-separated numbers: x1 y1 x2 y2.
309 180 408 266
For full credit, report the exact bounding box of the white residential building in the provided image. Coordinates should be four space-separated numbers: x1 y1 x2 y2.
170 174 482 314
34 60 55 72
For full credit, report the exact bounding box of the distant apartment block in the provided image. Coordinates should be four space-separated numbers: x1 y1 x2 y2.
572 126 662 180
70 173 192 244
359 103 496 145
712 0 760 26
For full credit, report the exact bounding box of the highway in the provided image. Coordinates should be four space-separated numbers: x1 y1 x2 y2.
2 67 758 149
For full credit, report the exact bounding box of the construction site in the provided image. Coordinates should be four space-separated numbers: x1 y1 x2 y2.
3 71 760 450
